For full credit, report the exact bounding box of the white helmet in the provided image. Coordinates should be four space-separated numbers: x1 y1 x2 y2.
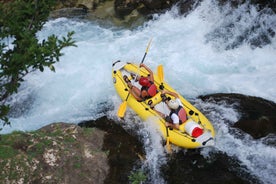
167 99 179 110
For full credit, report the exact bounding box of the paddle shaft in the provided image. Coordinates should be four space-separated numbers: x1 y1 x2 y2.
157 64 173 153
124 91 131 101
166 126 172 153
141 38 152 64
124 39 152 101
125 44 149 101
140 53 147 65
117 39 152 118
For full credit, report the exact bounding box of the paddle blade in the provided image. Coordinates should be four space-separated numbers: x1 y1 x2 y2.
157 65 164 82
165 127 172 153
146 38 153 54
166 137 172 154
141 38 153 64
117 101 127 118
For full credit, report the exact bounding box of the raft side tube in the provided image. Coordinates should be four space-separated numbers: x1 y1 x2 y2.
113 60 127 71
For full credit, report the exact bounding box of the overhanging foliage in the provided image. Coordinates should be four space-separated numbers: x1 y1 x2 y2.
0 0 76 127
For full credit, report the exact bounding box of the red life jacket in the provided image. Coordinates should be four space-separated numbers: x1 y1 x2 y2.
170 106 187 124
141 81 157 98
147 83 157 97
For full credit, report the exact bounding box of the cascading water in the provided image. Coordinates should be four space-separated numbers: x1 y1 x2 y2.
138 119 167 184
1 0 276 183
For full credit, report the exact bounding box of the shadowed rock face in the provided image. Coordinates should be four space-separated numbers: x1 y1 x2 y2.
162 150 261 184
79 117 145 184
234 116 274 139
200 93 276 139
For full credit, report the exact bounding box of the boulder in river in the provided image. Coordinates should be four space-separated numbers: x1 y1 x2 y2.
200 93 276 139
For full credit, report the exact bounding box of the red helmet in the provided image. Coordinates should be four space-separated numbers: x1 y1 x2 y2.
139 77 150 86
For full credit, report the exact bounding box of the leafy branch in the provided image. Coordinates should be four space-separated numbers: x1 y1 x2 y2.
0 0 76 126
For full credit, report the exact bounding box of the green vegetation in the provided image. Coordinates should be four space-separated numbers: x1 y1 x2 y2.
0 131 27 159
128 170 147 184
0 0 76 127
0 145 18 159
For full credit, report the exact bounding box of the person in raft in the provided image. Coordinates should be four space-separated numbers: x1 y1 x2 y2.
123 63 158 102
154 90 187 130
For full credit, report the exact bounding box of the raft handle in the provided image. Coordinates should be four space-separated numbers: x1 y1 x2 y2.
112 60 121 67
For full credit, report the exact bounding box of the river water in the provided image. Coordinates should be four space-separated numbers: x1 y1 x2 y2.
2 1 276 184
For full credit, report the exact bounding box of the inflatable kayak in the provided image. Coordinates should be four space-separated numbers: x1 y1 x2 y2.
112 61 215 149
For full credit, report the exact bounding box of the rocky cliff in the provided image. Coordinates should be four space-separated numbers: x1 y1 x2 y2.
0 123 109 183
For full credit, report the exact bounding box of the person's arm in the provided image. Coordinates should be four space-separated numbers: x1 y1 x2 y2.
140 63 154 82
153 108 166 118
162 90 179 98
168 113 180 130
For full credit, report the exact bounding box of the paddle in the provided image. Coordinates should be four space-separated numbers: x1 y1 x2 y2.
165 125 172 153
157 64 172 153
117 93 130 118
117 39 152 118
157 65 164 82
157 64 165 90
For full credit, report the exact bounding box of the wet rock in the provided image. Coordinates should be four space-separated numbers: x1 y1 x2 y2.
142 0 172 10
79 116 145 184
50 7 88 19
234 116 274 139
114 0 139 18
162 150 261 184
55 0 99 10
199 93 276 139
51 0 276 30
218 0 276 12
52 0 194 20
177 0 202 16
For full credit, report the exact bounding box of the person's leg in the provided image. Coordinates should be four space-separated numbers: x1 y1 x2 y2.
123 75 142 101
129 86 142 101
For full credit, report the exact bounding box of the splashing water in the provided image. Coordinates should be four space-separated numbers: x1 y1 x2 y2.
139 119 167 184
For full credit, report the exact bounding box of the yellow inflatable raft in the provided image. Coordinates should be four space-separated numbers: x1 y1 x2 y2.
112 61 215 149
